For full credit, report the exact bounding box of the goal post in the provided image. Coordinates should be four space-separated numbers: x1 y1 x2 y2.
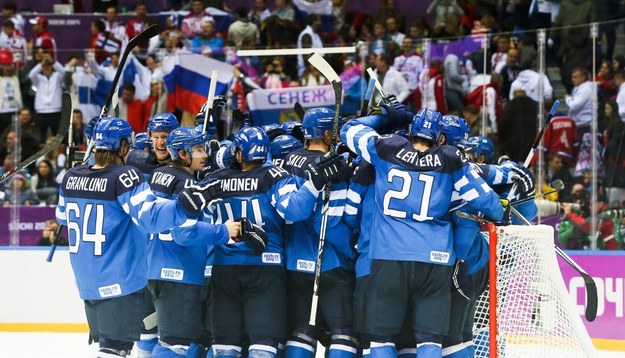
473 225 597 358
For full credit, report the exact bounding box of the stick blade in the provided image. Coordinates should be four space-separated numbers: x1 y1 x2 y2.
307 53 340 83
551 179 565 191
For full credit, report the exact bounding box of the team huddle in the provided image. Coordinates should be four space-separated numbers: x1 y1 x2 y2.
54 97 538 358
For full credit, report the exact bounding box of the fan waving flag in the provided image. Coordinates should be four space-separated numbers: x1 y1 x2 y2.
162 51 234 114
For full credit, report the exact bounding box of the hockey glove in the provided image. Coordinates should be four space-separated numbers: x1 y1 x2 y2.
232 108 252 129
266 127 287 141
510 164 535 197
233 218 268 255
84 116 100 141
210 95 228 123
370 102 413 134
178 179 224 216
305 152 347 191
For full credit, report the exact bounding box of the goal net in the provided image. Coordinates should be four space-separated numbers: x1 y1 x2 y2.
472 224 597 358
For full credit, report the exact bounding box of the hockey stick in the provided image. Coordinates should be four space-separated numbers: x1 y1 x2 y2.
0 92 71 184
82 24 160 163
46 92 74 262
360 77 376 116
294 102 305 120
508 206 598 322
307 52 342 328
506 100 559 200
202 70 219 135
366 67 387 98
510 179 564 207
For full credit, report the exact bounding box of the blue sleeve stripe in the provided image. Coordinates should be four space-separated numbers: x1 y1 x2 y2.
481 183 492 193
454 175 470 191
122 202 130 214
181 218 198 227
278 184 297 196
130 188 151 206
327 206 344 217
345 204 358 215
461 188 479 201
346 189 362 204
138 200 156 219
358 131 377 163
55 206 66 223
344 124 362 154
58 195 65 206
302 180 319 196
330 189 347 201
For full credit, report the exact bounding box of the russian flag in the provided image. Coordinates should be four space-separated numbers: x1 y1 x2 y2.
162 51 234 114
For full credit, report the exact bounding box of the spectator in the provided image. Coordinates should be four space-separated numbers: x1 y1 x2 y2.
18 107 40 144
0 20 27 67
614 70 625 122
88 50 119 81
537 116 579 168
31 159 58 205
331 0 349 34
369 19 391 56
596 60 616 100
125 0 152 61
3 172 39 205
297 14 323 77
300 62 328 87
426 0 464 29
499 47 522 100
393 37 424 111
464 104 481 136
89 19 121 64
144 79 168 121
0 127 38 169
249 0 271 27
491 35 509 74
272 0 296 22
228 6 260 49
28 52 64 141
339 58 363 115
191 18 224 60
118 83 146 133
612 55 625 73
260 56 290 89
70 109 86 147
565 67 596 142
28 16 57 60
38 135 66 176
36 220 68 246
182 0 213 40
102 6 126 43
418 59 447 113
603 100 625 201
145 54 163 81
499 89 538 162
375 51 410 105
1 1 23 34
546 152 575 196
0 48 21 133
444 53 466 114
550 0 596 93
408 17 432 41
508 68 553 103
386 16 405 46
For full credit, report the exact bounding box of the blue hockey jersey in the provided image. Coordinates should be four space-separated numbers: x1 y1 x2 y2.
126 148 160 180
341 116 503 265
344 161 376 278
148 165 228 286
56 164 195 300
205 164 319 266
283 149 355 274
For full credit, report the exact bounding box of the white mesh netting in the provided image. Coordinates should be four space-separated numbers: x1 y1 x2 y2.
472 225 597 358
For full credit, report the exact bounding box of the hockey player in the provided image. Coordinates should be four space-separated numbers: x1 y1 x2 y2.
270 134 303 168
148 113 181 167
131 112 180 356
55 117 223 358
127 132 156 179
283 108 358 358
200 126 346 358
340 108 503 358
147 126 241 357
444 131 536 357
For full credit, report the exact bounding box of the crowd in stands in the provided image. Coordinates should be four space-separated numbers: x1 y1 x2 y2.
0 0 623 249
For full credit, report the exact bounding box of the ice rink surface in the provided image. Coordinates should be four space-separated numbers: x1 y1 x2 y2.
0 332 623 358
